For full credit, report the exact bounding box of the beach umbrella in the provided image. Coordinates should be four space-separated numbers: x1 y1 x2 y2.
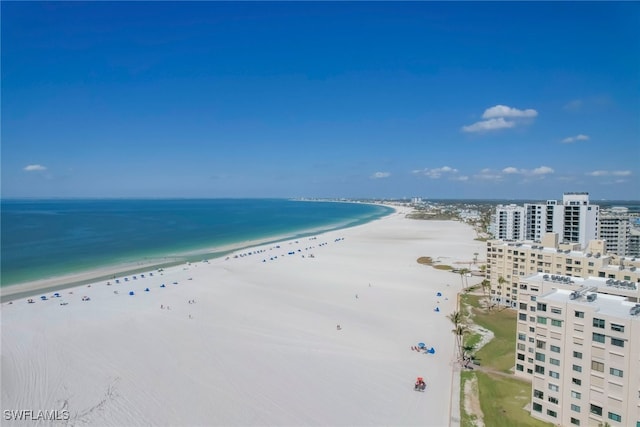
160 284 166 288
436 292 442 297
434 307 440 312
418 342 426 349
427 347 436 354
144 288 150 292
129 291 135 296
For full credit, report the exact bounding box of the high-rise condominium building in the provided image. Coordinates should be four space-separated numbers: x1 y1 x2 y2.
512 274 639 427
491 204 525 241
486 233 640 308
492 192 599 250
599 207 640 257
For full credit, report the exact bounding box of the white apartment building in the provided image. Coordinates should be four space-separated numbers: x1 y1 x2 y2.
486 233 640 308
560 192 599 248
514 274 639 379
491 204 526 241
599 207 640 257
492 192 599 250
514 280 640 427
524 199 564 242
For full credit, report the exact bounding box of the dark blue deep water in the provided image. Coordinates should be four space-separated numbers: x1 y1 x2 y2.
1 199 393 286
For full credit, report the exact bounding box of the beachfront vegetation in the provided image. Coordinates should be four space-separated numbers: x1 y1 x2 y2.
459 294 553 427
416 256 453 270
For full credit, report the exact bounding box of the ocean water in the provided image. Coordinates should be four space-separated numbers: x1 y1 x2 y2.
1 199 393 287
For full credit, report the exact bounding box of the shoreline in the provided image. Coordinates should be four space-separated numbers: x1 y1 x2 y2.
1 204 398 302
2 207 483 426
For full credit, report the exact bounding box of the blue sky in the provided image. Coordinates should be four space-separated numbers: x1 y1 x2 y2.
2 2 639 200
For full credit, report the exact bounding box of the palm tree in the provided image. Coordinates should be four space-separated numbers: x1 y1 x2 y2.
447 311 467 360
473 252 479 265
447 310 463 327
459 268 470 290
480 279 491 297
452 324 469 360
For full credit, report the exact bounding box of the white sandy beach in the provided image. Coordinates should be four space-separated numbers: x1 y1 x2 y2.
1 208 483 426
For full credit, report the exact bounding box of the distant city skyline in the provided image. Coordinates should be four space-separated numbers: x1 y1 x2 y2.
2 2 639 200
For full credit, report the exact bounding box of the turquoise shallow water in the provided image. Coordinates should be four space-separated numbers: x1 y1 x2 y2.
1 199 393 286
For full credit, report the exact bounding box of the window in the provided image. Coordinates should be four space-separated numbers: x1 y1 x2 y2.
537 302 547 312
570 404 580 412
593 332 605 343
571 390 581 399
551 307 562 315
533 389 544 399
590 404 602 416
537 316 547 325
573 351 582 359
534 365 545 374
572 364 582 372
551 319 562 327
611 323 624 333
550 358 560 366
591 360 604 372
519 313 527 321
572 378 581 386
517 343 525 351
517 353 525 361
548 396 558 404
536 340 546 349
532 402 542 412
516 364 523 372
518 333 526 341
546 409 557 417
593 318 605 328
519 302 527 310
611 337 624 347
535 352 545 362
608 412 621 422
610 367 623 378
575 311 584 318
550 345 560 353
570 417 580 425
549 371 559 379
548 383 559 392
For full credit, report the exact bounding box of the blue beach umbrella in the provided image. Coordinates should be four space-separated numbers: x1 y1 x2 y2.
418 342 426 349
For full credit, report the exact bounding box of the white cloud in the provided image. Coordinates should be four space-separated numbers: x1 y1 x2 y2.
462 104 537 133
502 167 520 174
588 170 632 177
24 164 47 172
561 134 590 143
497 165 554 177
452 175 469 181
482 105 538 119
531 166 554 175
474 169 503 181
462 117 516 133
371 171 391 179
414 166 459 179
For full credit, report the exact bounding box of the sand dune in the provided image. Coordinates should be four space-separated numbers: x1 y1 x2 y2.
1 208 484 426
